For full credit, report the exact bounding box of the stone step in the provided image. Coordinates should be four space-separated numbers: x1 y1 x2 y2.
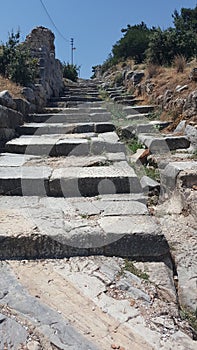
126 113 150 121
5 133 126 156
117 99 144 106
18 122 115 135
26 112 112 123
123 105 155 115
112 95 135 102
44 106 107 114
138 133 190 153
50 96 102 103
64 90 100 97
123 121 171 136
78 101 106 108
0 152 126 168
0 195 169 259
0 162 142 197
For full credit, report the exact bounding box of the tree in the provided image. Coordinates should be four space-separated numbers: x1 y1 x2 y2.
147 6 197 65
112 22 152 64
173 6 197 33
0 30 38 85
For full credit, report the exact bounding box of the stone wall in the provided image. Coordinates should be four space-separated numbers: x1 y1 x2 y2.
21 26 64 110
0 27 64 148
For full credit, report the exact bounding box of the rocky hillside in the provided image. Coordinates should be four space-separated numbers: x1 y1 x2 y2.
97 59 197 130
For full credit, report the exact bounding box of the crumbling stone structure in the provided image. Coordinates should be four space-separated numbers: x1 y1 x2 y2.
23 26 64 105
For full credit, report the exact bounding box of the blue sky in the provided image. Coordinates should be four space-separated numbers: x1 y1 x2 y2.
0 0 196 78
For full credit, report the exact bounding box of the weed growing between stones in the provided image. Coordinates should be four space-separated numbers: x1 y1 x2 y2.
180 307 197 339
130 162 160 182
122 259 149 280
126 137 144 154
147 108 162 121
99 88 110 101
191 150 197 160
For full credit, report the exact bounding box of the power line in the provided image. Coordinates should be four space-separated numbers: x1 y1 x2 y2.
39 0 69 43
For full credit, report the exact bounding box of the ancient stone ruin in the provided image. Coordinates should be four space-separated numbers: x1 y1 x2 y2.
21 26 64 112
0 27 196 350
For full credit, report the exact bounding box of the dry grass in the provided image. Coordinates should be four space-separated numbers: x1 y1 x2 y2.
0 75 23 98
173 54 187 73
141 59 197 106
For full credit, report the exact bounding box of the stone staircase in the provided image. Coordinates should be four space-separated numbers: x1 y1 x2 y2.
1 80 196 350
0 80 169 260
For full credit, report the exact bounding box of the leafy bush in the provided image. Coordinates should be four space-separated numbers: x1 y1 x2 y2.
0 31 38 85
99 5 197 73
112 22 152 64
62 63 79 82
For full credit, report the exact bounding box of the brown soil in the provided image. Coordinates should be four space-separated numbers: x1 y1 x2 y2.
0 75 23 98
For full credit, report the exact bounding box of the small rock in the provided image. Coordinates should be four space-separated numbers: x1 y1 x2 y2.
176 85 188 93
27 340 41 350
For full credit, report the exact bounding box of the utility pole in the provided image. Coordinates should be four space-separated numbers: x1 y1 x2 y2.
70 38 76 65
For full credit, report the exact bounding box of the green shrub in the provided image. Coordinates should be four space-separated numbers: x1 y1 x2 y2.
62 63 79 82
0 30 38 85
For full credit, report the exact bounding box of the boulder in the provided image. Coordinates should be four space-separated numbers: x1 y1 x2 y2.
140 175 160 194
13 98 31 116
132 71 144 85
185 124 197 149
0 105 23 129
125 70 134 80
189 67 197 81
0 90 16 110
174 120 186 133
183 90 197 118
21 87 36 104
175 85 188 93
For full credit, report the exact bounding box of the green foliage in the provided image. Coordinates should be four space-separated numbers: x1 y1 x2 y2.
0 30 38 85
173 6 197 33
62 62 79 82
148 28 196 65
191 150 197 160
126 137 144 154
99 5 197 73
180 307 197 336
123 259 149 280
147 6 197 65
112 22 152 64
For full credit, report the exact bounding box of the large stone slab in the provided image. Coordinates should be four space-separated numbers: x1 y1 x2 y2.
0 153 39 167
0 105 23 128
138 134 190 153
5 135 61 156
5 133 125 156
19 122 115 135
27 112 112 123
0 166 52 196
49 163 142 197
123 105 155 115
0 196 168 259
161 161 197 192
